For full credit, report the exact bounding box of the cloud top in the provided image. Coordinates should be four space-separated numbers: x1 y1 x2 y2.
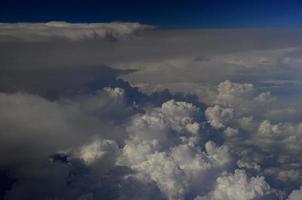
0 21 155 41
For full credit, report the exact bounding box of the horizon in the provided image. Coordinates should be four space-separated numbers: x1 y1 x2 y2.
1 0 302 29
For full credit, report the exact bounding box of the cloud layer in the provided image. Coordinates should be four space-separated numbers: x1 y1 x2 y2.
0 21 154 41
0 22 302 200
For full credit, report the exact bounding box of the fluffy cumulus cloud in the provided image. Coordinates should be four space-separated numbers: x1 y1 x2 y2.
287 186 302 200
195 170 272 200
118 100 232 199
1 22 302 200
205 105 234 129
216 80 255 103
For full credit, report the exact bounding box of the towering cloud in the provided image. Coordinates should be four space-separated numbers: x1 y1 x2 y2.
0 22 154 41
118 100 232 200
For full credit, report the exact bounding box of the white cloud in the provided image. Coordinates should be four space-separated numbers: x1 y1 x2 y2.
287 186 302 200
236 159 261 172
196 170 272 200
76 139 119 165
254 92 276 103
205 105 234 129
126 99 201 146
257 120 302 144
0 21 154 41
118 100 232 200
277 169 301 182
224 127 239 137
217 80 255 102
208 81 279 120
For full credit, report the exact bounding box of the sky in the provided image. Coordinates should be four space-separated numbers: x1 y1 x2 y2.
2 1 302 200
1 0 302 28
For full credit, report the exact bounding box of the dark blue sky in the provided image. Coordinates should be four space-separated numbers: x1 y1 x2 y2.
1 0 302 28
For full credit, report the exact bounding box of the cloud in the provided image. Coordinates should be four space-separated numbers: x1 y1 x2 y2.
201 80 302 199
196 170 273 200
1 23 302 199
205 105 234 129
223 127 239 137
287 186 302 200
1 81 301 199
216 80 255 101
0 86 134 199
76 139 120 165
0 22 155 41
0 86 131 168
118 100 232 200
0 65 130 99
